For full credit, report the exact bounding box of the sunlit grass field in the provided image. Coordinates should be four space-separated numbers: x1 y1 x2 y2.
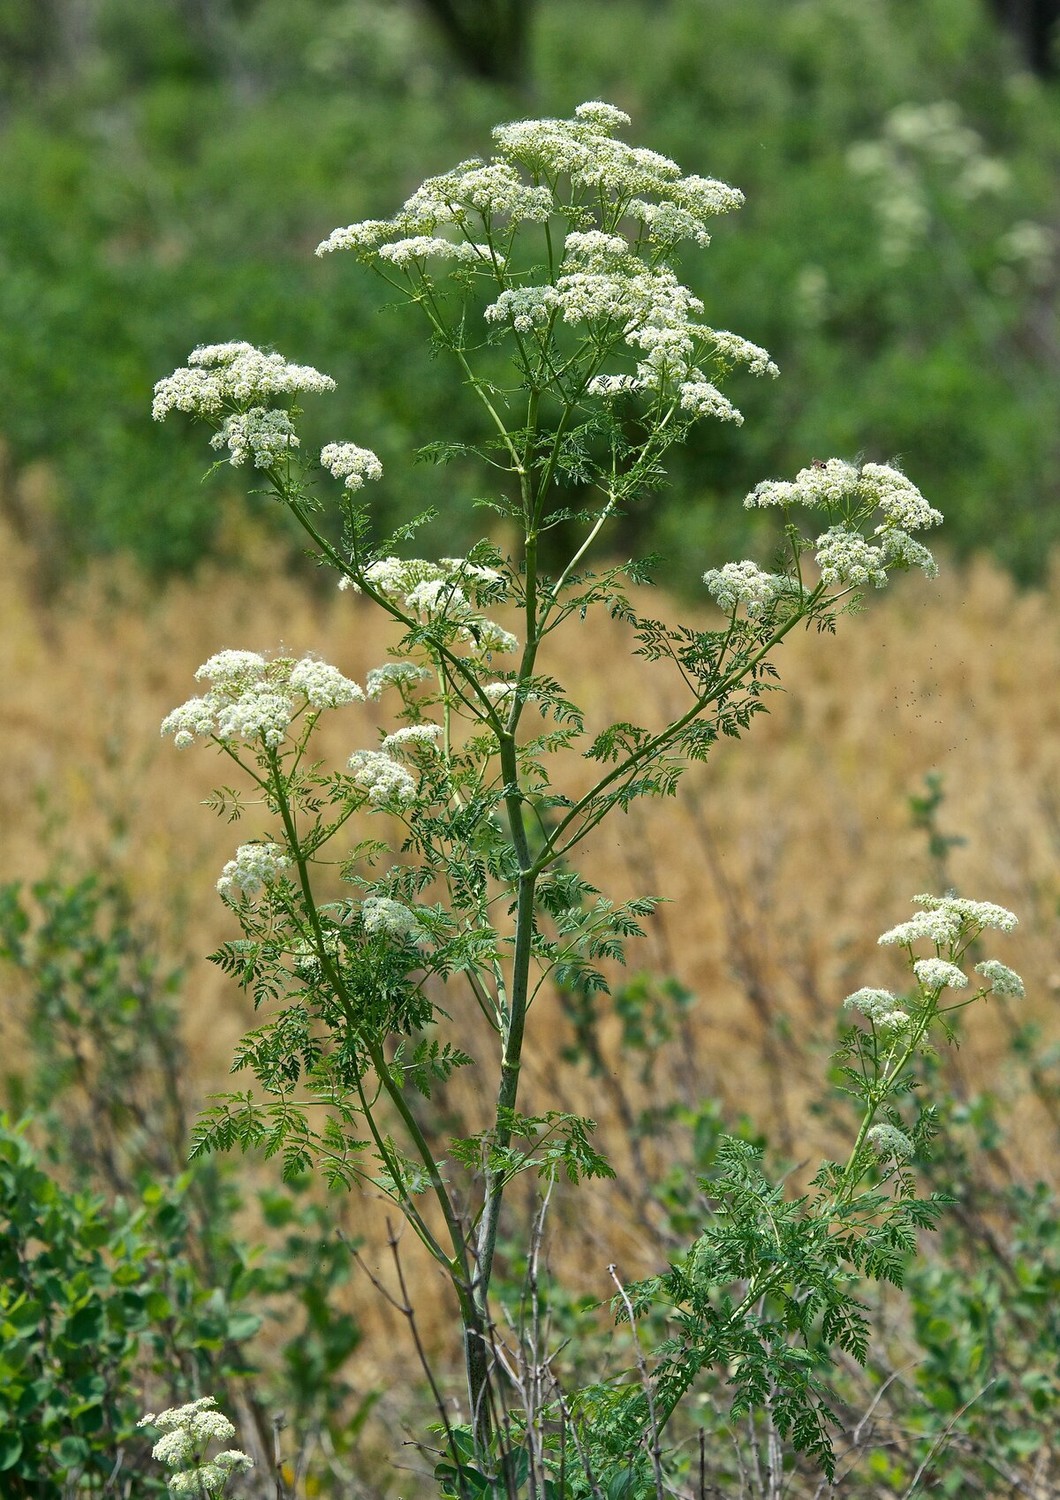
5 505 1055 1145
3 501 1058 1460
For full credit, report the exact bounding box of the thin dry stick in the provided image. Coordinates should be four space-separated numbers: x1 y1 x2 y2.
608 1263 666 1499
900 1381 995 1500
345 1221 462 1479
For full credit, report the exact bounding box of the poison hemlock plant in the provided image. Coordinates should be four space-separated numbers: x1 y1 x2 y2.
148 102 1022 1492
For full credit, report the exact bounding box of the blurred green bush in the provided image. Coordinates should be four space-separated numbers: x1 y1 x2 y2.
1 0 1058 586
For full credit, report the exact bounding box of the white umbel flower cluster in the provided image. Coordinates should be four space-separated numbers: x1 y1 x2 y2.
974 959 1025 998
348 749 417 806
745 460 942 586
362 896 425 944
866 1124 915 1160
355 556 516 656
914 957 969 990
216 842 292 900
320 442 384 491
876 895 1019 966
138 1397 252 1498
162 652 363 749
317 103 766 429
153 343 335 421
381 724 443 751
702 561 789 616
209 407 299 468
365 661 431 699
376 236 497 267
814 526 888 589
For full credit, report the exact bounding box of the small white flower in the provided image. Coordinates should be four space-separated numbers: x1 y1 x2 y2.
376 236 492 266
194 650 268 685
843 987 901 1022
914 957 969 990
209 407 299 468
365 661 430 699
362 896 425 944
702 561 786 615
911 894 1018 933
464 617 519 655
880 528 939 579
815 526 888 589
217 843 291 900
573 101 632 132
153 345 335 421
975 959 1025 998
348 749 417 805
678 381 744 424
320 442 383 491
862 463 943 533
161 696 217 749
152 1430 194 1466
877 908 964 947
215 688 294 748
381 724 443 751
289 657 364 708
484 285 559 330
866 1124 914 1160
707 330 779 378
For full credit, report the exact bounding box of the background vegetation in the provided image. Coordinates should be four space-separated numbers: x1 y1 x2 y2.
1 1 1058 1494
2 0 1060 586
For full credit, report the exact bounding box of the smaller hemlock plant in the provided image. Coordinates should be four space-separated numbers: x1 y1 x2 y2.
138 1398 252 1496
148 101 1020 1487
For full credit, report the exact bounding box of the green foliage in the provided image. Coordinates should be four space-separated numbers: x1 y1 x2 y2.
2 0 1059 580
0 1116 253 1494
0 871 376 1492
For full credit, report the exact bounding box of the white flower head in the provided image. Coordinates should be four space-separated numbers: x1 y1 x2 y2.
348 748 417 806
975 959 1025 998
678 380 744 425
911 893 1018 933
843 987 901 1022
862 463 943 533
866 1124 914 1161
153 345 334 421
877 907 964 948
914 957 969 990
289 657 364 708
321 442 383 491
815 526 888 589
194 650 268 686
703 560 787 616
376 236 496 267
362 896 425 944
573 101 632 133
381 724 443 752
365 661 430 699
217 842 292 901
209 407 300 469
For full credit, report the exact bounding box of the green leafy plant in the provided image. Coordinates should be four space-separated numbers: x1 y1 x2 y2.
147 99 1025 1494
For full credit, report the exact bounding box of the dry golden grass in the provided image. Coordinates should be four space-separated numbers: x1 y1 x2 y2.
3 509 1058 1415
